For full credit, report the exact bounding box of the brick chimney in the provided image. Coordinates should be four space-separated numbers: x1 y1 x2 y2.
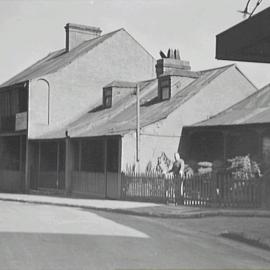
156 49 199 101
156 49 191 77
65 23 102 52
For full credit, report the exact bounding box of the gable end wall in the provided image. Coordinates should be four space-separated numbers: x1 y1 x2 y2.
28 30 156 139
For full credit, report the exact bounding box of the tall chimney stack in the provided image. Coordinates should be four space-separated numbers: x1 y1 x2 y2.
65 23 102 52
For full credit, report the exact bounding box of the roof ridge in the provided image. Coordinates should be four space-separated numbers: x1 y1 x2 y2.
119 28 155 60
0 28 124 88
260 82 270 90
198 63 235 74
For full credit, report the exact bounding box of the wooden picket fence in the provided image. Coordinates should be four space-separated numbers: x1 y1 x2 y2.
121 172 262 208
121 172 182 204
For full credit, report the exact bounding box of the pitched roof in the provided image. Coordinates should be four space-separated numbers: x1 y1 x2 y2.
39 64 234 139
0 29 122 88
194 83 270 127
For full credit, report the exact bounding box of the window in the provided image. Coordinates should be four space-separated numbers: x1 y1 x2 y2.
161 87 170 100
103 88 112 108
0 85 28 131
158 77 171 101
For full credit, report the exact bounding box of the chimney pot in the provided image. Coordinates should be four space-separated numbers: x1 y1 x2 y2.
156 49 192 77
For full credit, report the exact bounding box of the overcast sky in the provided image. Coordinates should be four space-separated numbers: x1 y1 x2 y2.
0 0 269 88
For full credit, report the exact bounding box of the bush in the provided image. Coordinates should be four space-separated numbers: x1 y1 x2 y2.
227 155 261 180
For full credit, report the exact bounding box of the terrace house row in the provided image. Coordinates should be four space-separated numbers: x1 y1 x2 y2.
0 23 257 199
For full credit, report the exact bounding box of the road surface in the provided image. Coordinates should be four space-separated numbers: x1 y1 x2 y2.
0 201 269 270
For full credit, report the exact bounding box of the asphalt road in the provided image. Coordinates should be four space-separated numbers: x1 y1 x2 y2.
0 201 269 270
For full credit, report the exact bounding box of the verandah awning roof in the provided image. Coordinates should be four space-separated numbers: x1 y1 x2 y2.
216 7 270 63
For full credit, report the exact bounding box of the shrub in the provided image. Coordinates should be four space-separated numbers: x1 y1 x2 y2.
227 155 261 180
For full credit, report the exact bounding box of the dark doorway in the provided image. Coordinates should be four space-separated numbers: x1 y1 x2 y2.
30 140 65 190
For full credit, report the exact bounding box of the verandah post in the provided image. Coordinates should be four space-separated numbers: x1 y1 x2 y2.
65 136 72 195
25 137 30 192
104 137 108 198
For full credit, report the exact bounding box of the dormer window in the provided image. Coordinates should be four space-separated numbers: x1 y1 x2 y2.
158 76 171 101
103 87 112 108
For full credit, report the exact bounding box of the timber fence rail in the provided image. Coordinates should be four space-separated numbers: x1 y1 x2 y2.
121 172 263 208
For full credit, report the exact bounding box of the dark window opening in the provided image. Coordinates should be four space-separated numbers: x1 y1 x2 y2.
81 140 104 172
0 86 28 131
103 88 112 108
158 77 171 101
107 137 119 172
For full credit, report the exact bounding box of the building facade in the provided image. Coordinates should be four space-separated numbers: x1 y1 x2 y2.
0 23 257 199
0 23 156 195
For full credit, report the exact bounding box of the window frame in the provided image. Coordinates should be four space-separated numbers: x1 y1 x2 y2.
158 76 171 101
103 87 112 108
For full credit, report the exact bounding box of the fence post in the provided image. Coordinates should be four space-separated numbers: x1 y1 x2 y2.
258 177 265 208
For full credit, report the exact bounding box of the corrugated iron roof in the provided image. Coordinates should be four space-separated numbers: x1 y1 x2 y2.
38 64 234 139
0 29 122 88
195 83 270 126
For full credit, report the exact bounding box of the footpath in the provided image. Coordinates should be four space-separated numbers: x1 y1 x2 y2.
0 192 270 251
0 192 269 219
